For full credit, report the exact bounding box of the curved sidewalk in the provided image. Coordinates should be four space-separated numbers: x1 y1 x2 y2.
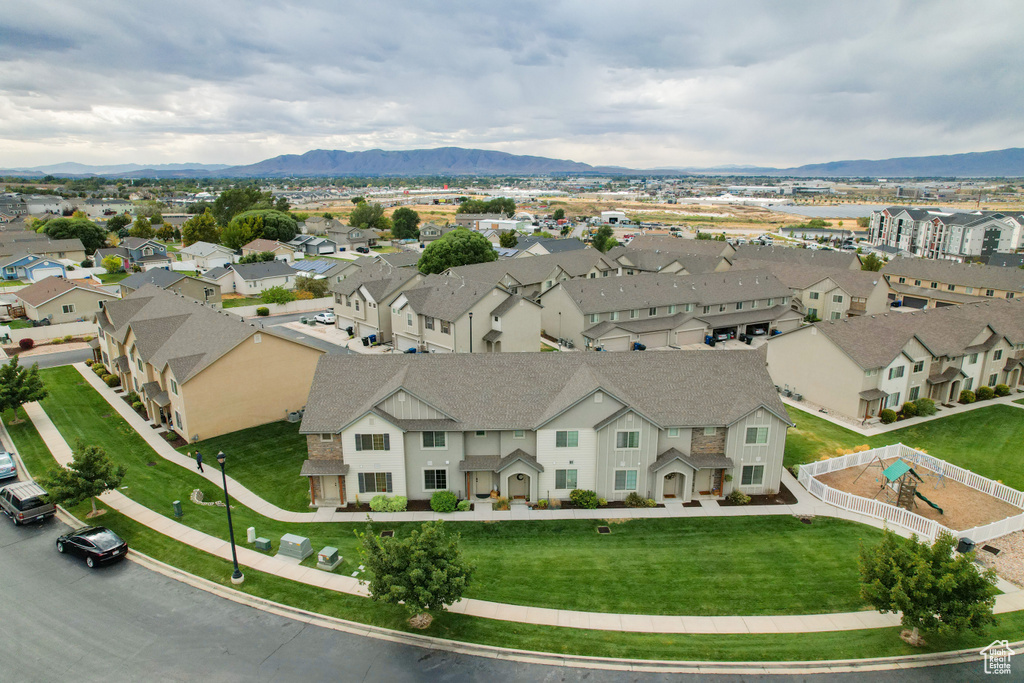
19 384 1024 635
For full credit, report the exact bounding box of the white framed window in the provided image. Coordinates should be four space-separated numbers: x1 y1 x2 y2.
833 294 843 303
513 430 525 439
354 433 390 451
555 430 579 448
648 307 657 316
423 468 447 491
615 430 639 449
667 428 679 437
736 302 743 310
745 427 768 444
888 366 905 380
355 300 360 311
174 411 182 429
808 292 820 300
358 472 392 493
994 350 1003 361
590 314 599 324
908 386 920 401
320 433 334 442
475 430 486 437
610 311 619 321
668 305 676 314
555 469 577 489
407 313 413 326
614 469 638 491
703 426 716 436
684 303 693 312
767 298 774 307
422 431 446 449
888 392 901 408
62 303 76 314
702 306 710 314
741 465 764 486
969 353 978 364
830 311 841 320
989 373 998 386
912 361 924 373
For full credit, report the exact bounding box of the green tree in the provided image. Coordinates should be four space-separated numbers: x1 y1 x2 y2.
156 224 176 241
456 197 516 217
228 210 298 243
861 253 884 271
129 216 154 239
391 207 421 240
592 225 618 253
274 196 290 213
42 217 108 253
357 521 473 627
857 216 871 228
350 196 365 205
187 201 212 214
39 441 126 517
221 214 263 251
349 201 389 231
101 256 123 273
417 228 498 274
0 356 48 424
237 251 275 264
295 275 329 298
261 285 296 304
552 208 565 220
212 186 273 225
106 213 131 233
860 531 997 645
499 230 519 248
182 210 220 246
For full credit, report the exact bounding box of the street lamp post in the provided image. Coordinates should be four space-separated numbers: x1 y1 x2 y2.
216 450 244 584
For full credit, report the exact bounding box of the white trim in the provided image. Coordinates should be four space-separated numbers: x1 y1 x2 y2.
421 467 449 492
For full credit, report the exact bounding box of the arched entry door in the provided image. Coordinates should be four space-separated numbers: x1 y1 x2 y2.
508 473 530 500
662 472 686 500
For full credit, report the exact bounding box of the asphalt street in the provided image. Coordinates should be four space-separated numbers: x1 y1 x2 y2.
23 348 94 368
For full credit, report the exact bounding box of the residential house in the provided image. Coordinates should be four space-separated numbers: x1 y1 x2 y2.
299 215 330 235
0 194 28 219
74 198 134 218
290 259 351 284
22 194 65 216
605 246 731 276
447 249 618 300
96 285 324 440
0 253 67 282
513 236 587 257
177 241 236 270
326 221 378 251
118 269 221 307
16 276 116 324
203 261 297 297
880 257 1024 309
539 271 801 351
241 239 296 263
298 350 791 507
730 259 890 319
0 233 87 263
626 235 736 259
332 261 424 340
767 299 1024 420
453 213 506 230
288 234 338 257
94 237 171 271
390 275 542 353
418 223 456 243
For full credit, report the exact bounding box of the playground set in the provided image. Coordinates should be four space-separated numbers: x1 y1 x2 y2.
853 455 945 516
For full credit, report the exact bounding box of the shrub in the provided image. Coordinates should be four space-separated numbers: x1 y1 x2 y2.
492 496 510 511
62 335 73 343
727 490 751 505
131 401 143 410
83 335 93 342
18 338 34 350
976 386 995 401
164 432 178 442
125 391 140 403
790 463 800 479
386 496 407 512
914 397 937 416
597 497 608 507
536 499 549 509
879 408 897 424
548 497 561 510
624 491 648 508
92 364 107 376
369 495 390 512
569 488 599 509
51 337 64 345
84 359 94 366
104 374 121 387
959 390 976 404
256 307 270 317
430 490 458 513
456 500 470 512
995 384 1011 397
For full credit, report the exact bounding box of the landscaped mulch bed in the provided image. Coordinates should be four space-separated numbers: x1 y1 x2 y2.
556 500 666 510
161 433 189 449
340 499 474 513
718 482 799 507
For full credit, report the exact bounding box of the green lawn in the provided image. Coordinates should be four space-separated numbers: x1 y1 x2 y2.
1015 398 1024 406
221 296 265 309
2 407 54 478
785 405 1024 489
97 272 130 284
0 279 26 288
6 320 34 329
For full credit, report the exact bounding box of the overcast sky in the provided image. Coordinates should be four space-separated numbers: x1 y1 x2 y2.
1 0 1022 169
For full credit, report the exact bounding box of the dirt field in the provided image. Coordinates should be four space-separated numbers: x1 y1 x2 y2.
816 458 1022 531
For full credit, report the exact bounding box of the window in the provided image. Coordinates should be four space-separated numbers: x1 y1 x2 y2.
994 350 1003 361
425 316 434 330
930 282 938 289
475 431 486 437
590 314 599 324
808 291 819 300
614 470 638 491
407 313 413 326
767 298 775 307
702 306 710 314
61 303 76 314
174 411 182 429
649 307 657 316
615 431 640 449
555 469 577 489
441 321 450 334
704 426 716 436
986 289 995 297
137 357 143 371
319 433 334 442
422 431 446 449
741 465 764 486
898 277 906 284
358 472 392 493
736 302 743 310
914 280 921 286
908 386 920 401
969 353 978 364
346 298 352 307
719 304 726 312
888 366 905 380
990 373 998 386
912 361 924 373
610 311 619 321
667 428 679 437
745 427 768 444
513 430 525 439
807 307 818 319
751 300 758 309
354 433 390 451
555 430 579 448
966 287 974 294
888 392 900 408
833 294 843 303
630 309 639 319
684 303 694 312
947 284 955 291
965 377 974 391
423 469 447 491
668 305 676 314
830 311 841 320
355 300 360 311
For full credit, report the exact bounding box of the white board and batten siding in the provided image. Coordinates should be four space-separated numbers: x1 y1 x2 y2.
378 390 446 420
596 411 660 501
341 413 407 500
536 427 597 499
725 408 788 496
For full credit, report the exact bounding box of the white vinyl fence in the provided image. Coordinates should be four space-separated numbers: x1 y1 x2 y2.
799 443 1024 544
5 320 97 344
226 296 334 318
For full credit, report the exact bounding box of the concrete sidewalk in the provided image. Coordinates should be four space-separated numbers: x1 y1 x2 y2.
19 395 1024 635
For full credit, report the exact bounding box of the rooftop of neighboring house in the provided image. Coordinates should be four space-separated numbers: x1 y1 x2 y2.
398 273 536 322
98 284 322 383
606 246 726 275
455 213 508 221
881 256 1024 293
732 244 861 270
447 249 616 288
300 348 789 434
290 259 347 276
988 253 1024 269
207 260 295 282
788 298 1024 370
331 259 421 301
730 259 883 298
419 222 455 235
16 275 111 308
242 238 292 253
119 269 187 291
120 237 164 251
178 241 235 257
544 270 791 314
516 236 587 254
625 235 734 258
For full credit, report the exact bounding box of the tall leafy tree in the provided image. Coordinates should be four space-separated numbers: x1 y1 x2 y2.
860 531 997 645
861 253 885 271
42 217 108 253
552 208 565 220
101 256 123 273
221 214 263 251
129 216 155 239
358 521 473 628
391 207 421 240
228 210 297 243
182 210 220 246
212 186 273 225
498 230 518 248
105 213 131 233
456 197 516 217
39 441 126 517
237 251 276 264
417 228 498 274
0 356 48 424
349 201 389 231
592 225 618 253
295 275 329 298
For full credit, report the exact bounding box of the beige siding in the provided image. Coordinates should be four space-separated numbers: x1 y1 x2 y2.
767 327 866 418
378 390 445 419
27 289 114 324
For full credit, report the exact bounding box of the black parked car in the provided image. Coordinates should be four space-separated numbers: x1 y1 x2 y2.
56 526 128 568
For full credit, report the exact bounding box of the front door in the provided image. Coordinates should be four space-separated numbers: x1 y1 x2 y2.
662 472 685 499
321 475 341 504
508 473 529 500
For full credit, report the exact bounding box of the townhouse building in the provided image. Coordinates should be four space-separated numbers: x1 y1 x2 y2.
0 253 68 282
418 223 456 242
538 271 801 350
0 232 87 263
869 207 1023 261
96 285 324 440
325 220 378 251
767 299 1024 420
453 213 507 230
730 259 890 319
118 269 222 307
730 243 862 270
447 249 618 300
390 274 542 353
626 235 736 259
605 246 730 276
299 351 791 507
880 257 1024 309
332 260 424 340
288 234 338 257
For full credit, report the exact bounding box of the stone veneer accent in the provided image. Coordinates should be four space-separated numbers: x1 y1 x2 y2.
307 434 344 459
690 427 727 456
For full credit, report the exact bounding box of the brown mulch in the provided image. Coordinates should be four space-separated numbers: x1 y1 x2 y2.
718 482 800 507
975 531 1024 588
815 458 1022 531
342 499 473 513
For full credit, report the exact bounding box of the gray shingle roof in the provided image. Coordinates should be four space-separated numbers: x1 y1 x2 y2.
882 256 1024 293
399 274 500 322
517 236 587 254
888 281 987 304
230 260 295 281
300 459 349 476
607 246 725 275
732 244 860 270
16 276 112 308
331 260 421 301
625 235 733 257
583 312 692 339
731 259 882 298
448 249 615 288
300 349 789 434
120 269 186 291
650 448 733 472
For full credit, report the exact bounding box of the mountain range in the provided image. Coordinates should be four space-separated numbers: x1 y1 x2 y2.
3 147 1024 178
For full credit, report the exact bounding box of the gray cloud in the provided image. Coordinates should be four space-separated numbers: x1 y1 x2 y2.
0 0 1022 168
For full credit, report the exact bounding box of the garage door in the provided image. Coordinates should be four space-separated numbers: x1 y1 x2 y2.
394 334 419 352
29 267 64 282
639 331 668 348
207 257 230 269
358 323 380 340
318 245 336 254
675 329 705 346
902 296 927 309
600 335 631 352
